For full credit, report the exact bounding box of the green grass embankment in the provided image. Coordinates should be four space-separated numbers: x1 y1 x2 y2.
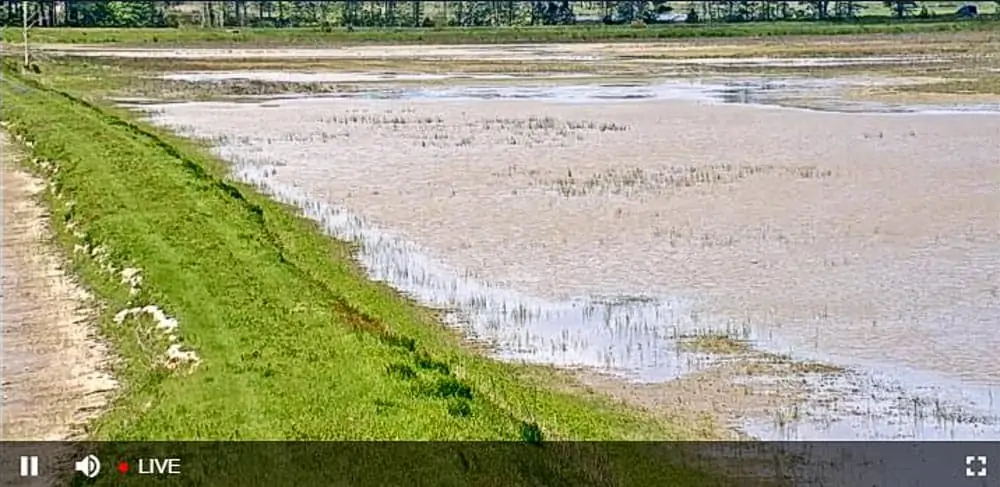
0 66 739 486
6 19 1000 47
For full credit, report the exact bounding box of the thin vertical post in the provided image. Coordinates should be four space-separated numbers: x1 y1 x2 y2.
23 0 30 67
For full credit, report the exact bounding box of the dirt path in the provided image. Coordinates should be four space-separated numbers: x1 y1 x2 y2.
1 132 115 441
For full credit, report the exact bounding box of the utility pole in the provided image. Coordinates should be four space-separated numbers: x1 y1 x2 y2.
23 0 30 67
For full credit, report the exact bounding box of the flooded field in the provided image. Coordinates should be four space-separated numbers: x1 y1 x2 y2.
158 71 600 83
153 75 1000 114
136 91 1000 440
71 38 998 441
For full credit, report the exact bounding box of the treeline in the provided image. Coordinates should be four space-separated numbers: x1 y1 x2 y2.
0 1 990 29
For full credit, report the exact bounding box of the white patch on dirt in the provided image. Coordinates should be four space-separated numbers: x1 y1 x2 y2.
120 267 143 295
87 245 120 276
90 245 107 259
165 344 200 370
114 305 178 333
113 305 199 369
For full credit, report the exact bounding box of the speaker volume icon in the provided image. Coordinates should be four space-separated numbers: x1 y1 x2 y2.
74 455 102 478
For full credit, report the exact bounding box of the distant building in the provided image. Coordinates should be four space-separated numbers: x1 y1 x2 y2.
956 4 979 18
576 14 604 24
577 9 687 24
654 12 688 23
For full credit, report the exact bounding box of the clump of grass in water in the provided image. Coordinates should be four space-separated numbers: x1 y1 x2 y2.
677 332 753 355
547 163 833 198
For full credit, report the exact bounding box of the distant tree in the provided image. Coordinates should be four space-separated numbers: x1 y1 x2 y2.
801 1 831 19
612 1 627 22
556 0 575 24
451 0 494 26
342 0 361 26
410 0 423 27
65 0 161 27
883 0 918 18
67 2 113 26
685 7 699 22
777 1 795 19
234 0 249 26
833 1 866 19
384 0 399 27
1 0 985 29
529 0 546 24
544 1 559 23
615 0 647 23
734 1 757 21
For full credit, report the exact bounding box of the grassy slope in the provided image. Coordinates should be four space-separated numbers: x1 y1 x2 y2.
0 66 740 486
7 18 1000 46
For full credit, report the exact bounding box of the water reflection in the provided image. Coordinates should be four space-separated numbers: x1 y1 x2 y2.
274 78 1000 115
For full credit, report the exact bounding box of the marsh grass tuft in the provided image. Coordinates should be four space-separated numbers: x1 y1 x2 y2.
678 333 753 355
548 164 833 198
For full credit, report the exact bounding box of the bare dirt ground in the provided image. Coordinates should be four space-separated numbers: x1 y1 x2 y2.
1 133 116 441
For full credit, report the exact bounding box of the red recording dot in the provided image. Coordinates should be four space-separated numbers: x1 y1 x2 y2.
117 461 129 474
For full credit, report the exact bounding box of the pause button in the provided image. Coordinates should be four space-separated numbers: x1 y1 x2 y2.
19 456 39 477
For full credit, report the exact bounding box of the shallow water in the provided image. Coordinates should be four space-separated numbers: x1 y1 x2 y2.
159 71 596 83
383 79 1000 114
213 160 998 442
228 168 724 382
134 88 1000 440
667 55 951 67
157 72 1000 114
47 45 602 62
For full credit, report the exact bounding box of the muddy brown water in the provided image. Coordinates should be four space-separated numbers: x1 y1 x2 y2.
140 92 1000 440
